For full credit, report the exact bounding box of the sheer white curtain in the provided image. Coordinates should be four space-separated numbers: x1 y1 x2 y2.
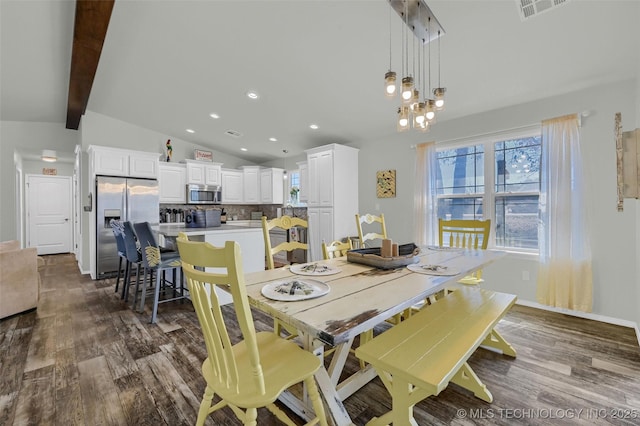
537 114 593 312
413 142 438 246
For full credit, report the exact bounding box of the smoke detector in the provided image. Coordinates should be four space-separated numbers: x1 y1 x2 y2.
516 0 570 21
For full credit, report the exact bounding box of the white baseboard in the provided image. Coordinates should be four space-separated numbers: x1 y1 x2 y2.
515 299 640 348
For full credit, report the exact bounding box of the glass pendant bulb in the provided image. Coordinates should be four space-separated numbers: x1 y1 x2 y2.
397 106 410 132
384 71 397 98
409 89 420 112
413 102 426 128
425 99 436 121
433 87 446 110
401 76 414 104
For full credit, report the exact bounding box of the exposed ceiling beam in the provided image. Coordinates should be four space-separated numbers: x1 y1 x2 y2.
66 0 115 130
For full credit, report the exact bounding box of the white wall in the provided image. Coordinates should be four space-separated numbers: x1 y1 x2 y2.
0 121 78 242
355 79 639 324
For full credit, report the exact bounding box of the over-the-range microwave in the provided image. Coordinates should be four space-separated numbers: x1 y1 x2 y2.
186 184 222 204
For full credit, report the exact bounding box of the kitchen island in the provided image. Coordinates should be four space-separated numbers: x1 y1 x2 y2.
156 222 265 274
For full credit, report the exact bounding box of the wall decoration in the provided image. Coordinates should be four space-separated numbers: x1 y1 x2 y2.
194 149 213 162
42 168 57 175
376 169 396 198
165 139 173 162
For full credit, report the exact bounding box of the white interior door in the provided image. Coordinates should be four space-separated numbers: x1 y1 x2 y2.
26 175 73 255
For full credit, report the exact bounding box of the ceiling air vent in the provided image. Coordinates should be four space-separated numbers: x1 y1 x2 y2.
224 129 243 138
517 0 570 21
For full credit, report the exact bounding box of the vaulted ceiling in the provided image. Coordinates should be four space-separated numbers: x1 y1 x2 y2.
2 1 639 163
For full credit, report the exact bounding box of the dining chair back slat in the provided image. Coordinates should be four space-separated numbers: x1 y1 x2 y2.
176 233 328 426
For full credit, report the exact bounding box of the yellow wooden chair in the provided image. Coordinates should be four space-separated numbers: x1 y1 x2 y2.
262 215 309 270
176 233 328 426
321 238 352 260
355 213 388 248
439 218 491 285
262 215 308 337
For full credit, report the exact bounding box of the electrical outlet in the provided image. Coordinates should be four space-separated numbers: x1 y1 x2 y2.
522 271 530 281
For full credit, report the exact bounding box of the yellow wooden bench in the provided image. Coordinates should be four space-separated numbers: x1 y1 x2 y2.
355 287 517 426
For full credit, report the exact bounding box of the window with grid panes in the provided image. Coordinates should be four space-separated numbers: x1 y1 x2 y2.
435 131 541 252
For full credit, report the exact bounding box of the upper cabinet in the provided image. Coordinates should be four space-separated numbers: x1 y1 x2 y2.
89 145 159 178
260 168 284 204
184 160 222 186
242 166 261 204
221 169 243 204
158 163 187 203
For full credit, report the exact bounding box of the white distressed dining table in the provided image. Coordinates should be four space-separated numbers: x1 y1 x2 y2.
242 247 507 426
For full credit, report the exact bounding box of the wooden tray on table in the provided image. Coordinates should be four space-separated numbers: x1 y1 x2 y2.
346 243 420 269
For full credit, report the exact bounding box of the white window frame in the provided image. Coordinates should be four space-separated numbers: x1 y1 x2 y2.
436 125 541 254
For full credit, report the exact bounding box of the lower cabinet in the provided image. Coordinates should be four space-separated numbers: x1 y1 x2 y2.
307 207 334 261
270 229 288 264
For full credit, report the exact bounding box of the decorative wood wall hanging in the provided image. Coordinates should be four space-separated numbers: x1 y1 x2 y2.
376 169 396 198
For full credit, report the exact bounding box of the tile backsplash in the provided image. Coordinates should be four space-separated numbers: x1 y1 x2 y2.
159 204 307 223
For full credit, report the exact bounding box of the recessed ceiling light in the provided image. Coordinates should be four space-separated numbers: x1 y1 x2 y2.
240 148 248 152
246 91 259 100
269 137 277 142
209 113 220 119
186 129 195 133
309 124 319 130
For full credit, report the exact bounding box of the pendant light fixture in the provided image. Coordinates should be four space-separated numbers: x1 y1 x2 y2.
384 6 397 97
433 29 446 110
384 0 446 133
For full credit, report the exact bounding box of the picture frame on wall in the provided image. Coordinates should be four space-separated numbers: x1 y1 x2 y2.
194 149 213 162
376 169 396 198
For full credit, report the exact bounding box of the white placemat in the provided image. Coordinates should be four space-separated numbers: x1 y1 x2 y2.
407 263 461 276
261 279 330 301
290 262 342 276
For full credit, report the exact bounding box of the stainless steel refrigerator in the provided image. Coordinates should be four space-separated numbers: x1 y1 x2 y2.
96 176 159 279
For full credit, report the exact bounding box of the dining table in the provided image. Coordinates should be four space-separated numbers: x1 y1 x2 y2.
242 246 507 426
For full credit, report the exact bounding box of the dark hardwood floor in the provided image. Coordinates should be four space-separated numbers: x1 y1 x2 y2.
1 254 639 425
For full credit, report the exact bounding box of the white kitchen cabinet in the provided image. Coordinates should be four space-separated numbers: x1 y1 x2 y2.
297 161 308 203
307 207 335 261
158 162 187 203
260 168 284 204
221 169 243 203
89 145 159 178
242 166 261 204
129 152 159 178
305 144 359 261
184 160 222 186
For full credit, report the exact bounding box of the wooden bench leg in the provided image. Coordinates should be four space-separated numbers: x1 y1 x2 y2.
481 329 517 357
366 370 433 426
450 362 493 403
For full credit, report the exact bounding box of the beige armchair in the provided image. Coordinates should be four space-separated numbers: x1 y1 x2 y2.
0 240 40 319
